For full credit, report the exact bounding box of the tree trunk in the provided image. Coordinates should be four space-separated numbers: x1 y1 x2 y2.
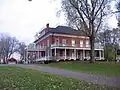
89 37 95 63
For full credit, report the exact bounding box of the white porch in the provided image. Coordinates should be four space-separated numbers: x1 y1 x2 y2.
25 43 104 62
50 48 104 61
35 48 104 61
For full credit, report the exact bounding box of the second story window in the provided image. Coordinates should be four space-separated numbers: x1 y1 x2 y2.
62 39 66 46
39 45 41 49
40 43 42 48
55 38 59 46
47 40 49 47
80 40 83 47
86 40 89 47
72 40 75 46
42 43 44 48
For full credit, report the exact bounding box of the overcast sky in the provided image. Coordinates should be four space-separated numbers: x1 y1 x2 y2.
0 0 118 45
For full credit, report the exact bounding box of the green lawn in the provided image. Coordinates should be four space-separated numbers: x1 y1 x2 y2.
0 66 119 90
40 61 120 77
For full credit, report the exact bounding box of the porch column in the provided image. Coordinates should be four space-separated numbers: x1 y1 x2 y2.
39 52 41 58
99 50 101 60
65 48 66 59
48 49 49 60
76 50 78 59
50 49 52 57
55 48 56 56
38 51 39 59
83 50 85 60
74 49 76 60
55 48 56 60
103 50 104 59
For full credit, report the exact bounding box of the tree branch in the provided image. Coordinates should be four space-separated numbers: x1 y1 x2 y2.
95 11 103 35
94 0 105 18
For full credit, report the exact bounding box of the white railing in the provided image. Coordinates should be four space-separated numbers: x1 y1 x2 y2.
35 56 76 61
51 43 103 50
27 45 47 51
51 43 90 48
35 56 104 61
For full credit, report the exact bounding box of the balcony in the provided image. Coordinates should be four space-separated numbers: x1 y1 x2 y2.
51 43 90 49
27 43 103 51
50 43 103 50
27 45 47 51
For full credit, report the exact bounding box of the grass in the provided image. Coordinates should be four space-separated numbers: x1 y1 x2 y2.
0 66 119 90
40 61 120 77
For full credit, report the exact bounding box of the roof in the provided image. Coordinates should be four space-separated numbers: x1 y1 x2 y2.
34 26 86 43
49 26 85 36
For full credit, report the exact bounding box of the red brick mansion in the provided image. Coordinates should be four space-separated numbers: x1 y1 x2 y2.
25 24 104 63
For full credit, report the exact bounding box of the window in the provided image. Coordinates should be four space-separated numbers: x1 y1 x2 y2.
40 43 42 48
36 45 39 49
72 40 75 46
47 40 49 47
86 40 89 47
80 40 83 47
39 45 41 49
55 38 59 46
62 39 66 46
43 43 44 48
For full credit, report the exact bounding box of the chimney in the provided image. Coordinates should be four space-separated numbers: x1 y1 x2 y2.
46 23 49 28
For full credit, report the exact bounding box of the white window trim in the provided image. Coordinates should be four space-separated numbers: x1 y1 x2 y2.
47 40 49 47
55 38 59 46
72 40 75 47
80 40 83 47
86 40 89 47
62 39 66 46
42 43 45 48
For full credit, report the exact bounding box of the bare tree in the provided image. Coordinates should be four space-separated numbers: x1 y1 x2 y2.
17 42 26 60
115 0 120 27
97 29 112 47
0 34 18 63
97 28 120 60
61 0 112 63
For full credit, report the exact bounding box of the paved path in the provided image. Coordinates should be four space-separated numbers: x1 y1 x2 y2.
1 64 120 88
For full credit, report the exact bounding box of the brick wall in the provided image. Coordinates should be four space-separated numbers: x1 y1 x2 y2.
35 34 90 48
